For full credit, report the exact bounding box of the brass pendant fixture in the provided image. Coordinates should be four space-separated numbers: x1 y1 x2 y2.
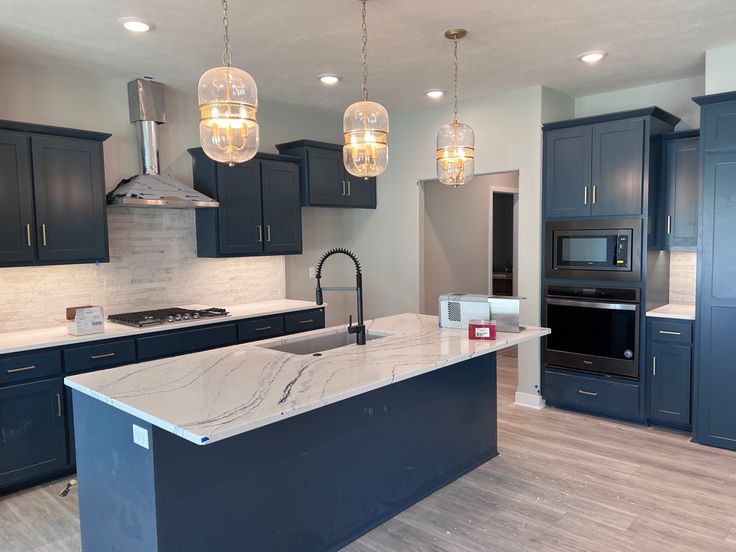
343 0 389 179
436 29 475 187
198 0 259 166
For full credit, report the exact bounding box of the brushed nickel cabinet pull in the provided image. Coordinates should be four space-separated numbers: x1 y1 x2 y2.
659 330 682 336
341 180 346 196
652 356 657 376
42 224 47 246
584 186 588 205
257 225 263 242
298 319 315 324
7 365 36 374
347 180 351 197
266 225 272 242
578 389 599 397
90 352 116 360
26 224 31 247
592 185 597 205
56 394 62 417
667 215 672 235
254 326 272 332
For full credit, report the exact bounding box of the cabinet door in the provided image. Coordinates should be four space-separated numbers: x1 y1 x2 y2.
261 160 302 254
0 131 35 265
649 342 691 427
216 162 263 255
0 378 68 489
343 174 377 208
307 148 345 206
31 135 107 262
591 119 644 217
544 126 592 218
664 137 699 249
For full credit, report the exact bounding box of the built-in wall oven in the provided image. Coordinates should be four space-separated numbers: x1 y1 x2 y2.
544 285 640 379
545 219 642 281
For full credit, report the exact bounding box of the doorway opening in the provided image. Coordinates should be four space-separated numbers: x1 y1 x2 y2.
418 171 519 316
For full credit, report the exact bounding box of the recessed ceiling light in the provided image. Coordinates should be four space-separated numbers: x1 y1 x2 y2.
425 89 445 99
578 50 607 64
118 17 154 33
318 74 342 85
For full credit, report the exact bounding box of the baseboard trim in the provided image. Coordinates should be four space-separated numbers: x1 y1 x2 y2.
514 391 546 410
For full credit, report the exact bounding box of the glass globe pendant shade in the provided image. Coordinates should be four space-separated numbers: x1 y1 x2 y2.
198 66 259 165
436 121 475 186
343 100 389 178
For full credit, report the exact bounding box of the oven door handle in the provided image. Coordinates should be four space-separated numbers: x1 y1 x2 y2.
545 298 637 311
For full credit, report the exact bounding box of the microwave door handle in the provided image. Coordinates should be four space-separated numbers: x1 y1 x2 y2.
545 298 637 311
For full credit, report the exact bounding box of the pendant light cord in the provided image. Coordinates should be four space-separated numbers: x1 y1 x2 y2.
221 0 232 67
361 0 368 102
453 37 459 123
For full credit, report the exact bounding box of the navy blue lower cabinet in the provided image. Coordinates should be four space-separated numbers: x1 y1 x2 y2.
0 378 68 491
647 340 691 429
137 324 238 361
284 308 325 334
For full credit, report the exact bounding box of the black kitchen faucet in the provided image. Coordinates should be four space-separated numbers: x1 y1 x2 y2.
315 248 366 345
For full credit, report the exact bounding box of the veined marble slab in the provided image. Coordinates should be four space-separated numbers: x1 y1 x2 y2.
0 299 321 355
66 314 550 445
646 303 696 320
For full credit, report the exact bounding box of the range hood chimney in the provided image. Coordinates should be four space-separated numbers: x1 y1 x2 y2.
107 78 218 208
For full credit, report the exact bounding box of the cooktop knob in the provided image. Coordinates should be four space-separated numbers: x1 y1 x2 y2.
175 314 182 321
182 313 191 320
166 315 175 323
192 312 200 319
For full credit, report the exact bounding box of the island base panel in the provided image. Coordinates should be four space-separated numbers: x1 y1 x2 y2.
73 353 498 552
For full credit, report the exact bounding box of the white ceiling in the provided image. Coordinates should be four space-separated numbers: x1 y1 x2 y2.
0 0 733 113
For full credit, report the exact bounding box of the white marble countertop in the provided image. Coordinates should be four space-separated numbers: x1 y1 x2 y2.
65 313 550 446
0 299 322 355
646 303 696 320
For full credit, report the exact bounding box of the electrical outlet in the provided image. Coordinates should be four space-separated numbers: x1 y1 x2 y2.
132 424 150 449
308 267 317 279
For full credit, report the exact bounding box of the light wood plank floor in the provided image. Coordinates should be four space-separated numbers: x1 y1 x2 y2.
3 349 735 551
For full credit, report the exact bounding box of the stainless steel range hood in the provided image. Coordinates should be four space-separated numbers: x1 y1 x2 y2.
107 78 218 209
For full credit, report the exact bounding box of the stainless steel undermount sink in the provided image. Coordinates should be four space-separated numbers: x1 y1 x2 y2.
260 331 387 356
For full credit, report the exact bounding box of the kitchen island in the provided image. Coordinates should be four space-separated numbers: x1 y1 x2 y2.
65 313 549 552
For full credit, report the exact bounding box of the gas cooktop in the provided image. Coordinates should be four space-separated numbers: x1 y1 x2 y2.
108 307 229 328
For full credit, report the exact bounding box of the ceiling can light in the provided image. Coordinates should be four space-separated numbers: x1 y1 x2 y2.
318 74 342 85
198 0 259 166
436 29 474 188
578 50 608 64
425 89 445 99
118 17 154 33
343 0 389 179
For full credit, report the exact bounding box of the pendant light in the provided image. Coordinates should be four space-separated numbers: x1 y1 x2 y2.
198 0 259 166
343 0 389 178
436 29 474 187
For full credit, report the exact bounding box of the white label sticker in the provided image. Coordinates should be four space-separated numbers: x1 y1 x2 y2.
132 424 150 449
475 327 491 338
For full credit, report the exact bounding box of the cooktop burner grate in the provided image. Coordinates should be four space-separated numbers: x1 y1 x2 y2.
108 307 228 328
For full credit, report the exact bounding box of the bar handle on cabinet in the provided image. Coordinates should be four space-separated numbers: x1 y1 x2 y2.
90 352 116 360
257 225 263 242
578 389 599 397
7 365 36 374
584 186 588 205
652 356 657 376
298 319 315 324
26 224 31 247
592 185 597 205
667 215 672 235
55 394 62 417
347 180 351 197
658 330 681 336
266 225 271 242
42 224 47 246
341 180 346 196
254 326 272 332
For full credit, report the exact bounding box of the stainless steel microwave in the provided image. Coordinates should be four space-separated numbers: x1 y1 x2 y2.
545 219 642 281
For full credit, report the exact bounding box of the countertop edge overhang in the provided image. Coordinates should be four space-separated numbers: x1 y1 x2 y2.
645 303 696 320
65 314 550 446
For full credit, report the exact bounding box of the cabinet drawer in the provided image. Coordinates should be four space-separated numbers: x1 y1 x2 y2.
0 350 61 385
137 324 237 361
238 315 285 342
544 369 639 420
650 319 692 344
284 309 325 334
63 340 136 374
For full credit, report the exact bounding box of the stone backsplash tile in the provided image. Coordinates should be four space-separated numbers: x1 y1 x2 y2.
0 209 285 333
669 251 697 305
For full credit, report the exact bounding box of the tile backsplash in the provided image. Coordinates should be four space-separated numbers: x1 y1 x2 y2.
0 209 285 333
669 251 697 305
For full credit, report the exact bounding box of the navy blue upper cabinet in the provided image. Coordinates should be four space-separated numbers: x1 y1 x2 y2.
0 131 35 265
544 126 593 218
693 92 736 451
275 140 377 209
190 149 302 257
0 122 110 267
591 119 645 217
663 134 699 249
